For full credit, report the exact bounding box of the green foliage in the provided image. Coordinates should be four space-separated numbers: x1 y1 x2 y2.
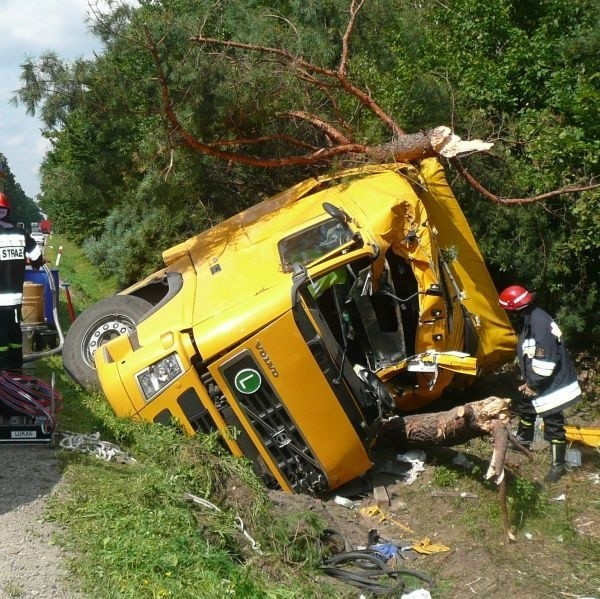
47 235 118 313
508 476 546 523
0 153 42 224
11 0 600 351
391 0 600 349
432 465 461 488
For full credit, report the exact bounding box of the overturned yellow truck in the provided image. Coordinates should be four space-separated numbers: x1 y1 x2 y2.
63 158 516 494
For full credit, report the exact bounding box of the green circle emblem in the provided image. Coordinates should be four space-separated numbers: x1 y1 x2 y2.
234 368 262 394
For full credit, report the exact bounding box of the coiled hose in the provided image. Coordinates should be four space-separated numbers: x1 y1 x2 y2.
0 370 62 433
320 548 434 596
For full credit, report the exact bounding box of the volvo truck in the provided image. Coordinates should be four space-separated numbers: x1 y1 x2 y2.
63 158 516 494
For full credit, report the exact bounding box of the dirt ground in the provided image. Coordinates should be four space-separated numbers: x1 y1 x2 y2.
269 438 600 599
267 369 600 599
1 365 598 599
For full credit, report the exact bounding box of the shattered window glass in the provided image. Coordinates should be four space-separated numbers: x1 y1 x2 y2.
279 218 354 272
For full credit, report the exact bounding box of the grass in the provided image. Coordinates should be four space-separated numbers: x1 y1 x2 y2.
29 233 600 599
2 581 24 599
47 411 332 598
424 441 600 597
33 236 339 599
44 235 119 313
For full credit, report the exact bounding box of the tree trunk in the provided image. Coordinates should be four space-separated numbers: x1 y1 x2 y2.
378 396 511 449
378 396 519 542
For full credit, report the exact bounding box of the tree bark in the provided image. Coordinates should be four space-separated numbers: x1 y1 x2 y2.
378 396 511 449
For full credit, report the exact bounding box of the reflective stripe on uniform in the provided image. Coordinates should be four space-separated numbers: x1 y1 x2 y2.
0 292 23 306
533 380 582 414
27 245 42 261
521 338 535 358
531 358 556 377
0 233 26 246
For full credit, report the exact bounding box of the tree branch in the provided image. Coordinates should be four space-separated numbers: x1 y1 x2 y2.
282 111 352 145
151 7 596 207
190 23 402 137
146 25 368 167
339 0 365 78
451 157 600 204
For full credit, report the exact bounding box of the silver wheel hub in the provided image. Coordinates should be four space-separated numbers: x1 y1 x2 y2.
82 317 135 369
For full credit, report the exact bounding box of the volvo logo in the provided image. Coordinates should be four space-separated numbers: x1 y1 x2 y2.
255 340 279 377
272 429 291 448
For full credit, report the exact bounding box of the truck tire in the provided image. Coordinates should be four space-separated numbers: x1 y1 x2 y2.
62 295 152 390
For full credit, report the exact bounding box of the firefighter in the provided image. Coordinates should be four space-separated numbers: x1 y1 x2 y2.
0 192 44 370
499 285 582 482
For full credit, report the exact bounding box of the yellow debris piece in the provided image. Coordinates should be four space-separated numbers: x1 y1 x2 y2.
564 425 600 448
360 506 415 534
411 537 451 554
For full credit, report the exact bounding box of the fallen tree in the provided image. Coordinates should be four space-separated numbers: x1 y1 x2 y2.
378 396 512 448
142 0 598 204
378 396 533 541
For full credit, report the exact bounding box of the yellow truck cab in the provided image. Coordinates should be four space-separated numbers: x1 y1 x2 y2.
63 158 516 494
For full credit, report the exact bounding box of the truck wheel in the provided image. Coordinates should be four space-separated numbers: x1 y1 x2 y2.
62 295 152 390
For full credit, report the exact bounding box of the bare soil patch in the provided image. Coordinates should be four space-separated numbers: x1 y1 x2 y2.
268 436 600 598
266 366 600 599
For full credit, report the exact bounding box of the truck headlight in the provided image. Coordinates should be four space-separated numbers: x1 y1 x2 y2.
136 353 183 401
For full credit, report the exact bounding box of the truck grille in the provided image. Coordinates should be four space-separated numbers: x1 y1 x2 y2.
177 387 218 435
221 352 327 494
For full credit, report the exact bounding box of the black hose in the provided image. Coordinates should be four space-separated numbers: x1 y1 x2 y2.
320 549 434 596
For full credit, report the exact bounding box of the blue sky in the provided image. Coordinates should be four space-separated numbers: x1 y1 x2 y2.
0 0 106 198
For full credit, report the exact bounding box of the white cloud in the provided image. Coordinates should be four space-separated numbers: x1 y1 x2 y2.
0 0 112 197
3 0 94 48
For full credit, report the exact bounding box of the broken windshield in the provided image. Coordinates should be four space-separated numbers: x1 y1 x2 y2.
279 218 354 273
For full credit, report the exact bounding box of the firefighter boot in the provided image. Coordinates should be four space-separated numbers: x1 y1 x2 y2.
545 441 568 483
514 418 535 449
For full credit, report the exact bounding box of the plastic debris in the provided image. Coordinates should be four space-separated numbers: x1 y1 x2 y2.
371 542 399 561
360 505 415 534
411 537 450 554
396 449 426 484
401 591 432 599
566 447 582 467
334 495 357 509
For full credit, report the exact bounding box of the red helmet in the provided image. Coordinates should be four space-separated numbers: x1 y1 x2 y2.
498 285 533 311
0 192 10 212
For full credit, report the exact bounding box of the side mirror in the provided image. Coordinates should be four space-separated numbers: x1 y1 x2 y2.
322 201 350 223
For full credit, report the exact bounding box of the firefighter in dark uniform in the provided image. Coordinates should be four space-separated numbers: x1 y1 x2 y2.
499 285 582 482
0 192 44 370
